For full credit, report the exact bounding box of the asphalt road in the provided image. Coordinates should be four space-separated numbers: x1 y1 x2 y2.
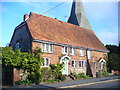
75 80 119 88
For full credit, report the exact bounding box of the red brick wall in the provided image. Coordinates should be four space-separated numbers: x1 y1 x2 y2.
32 42 108 76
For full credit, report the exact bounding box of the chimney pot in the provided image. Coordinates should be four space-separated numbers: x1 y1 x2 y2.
24 14 29 21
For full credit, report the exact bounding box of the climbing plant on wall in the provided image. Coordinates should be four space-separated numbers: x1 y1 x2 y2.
2 47 44 84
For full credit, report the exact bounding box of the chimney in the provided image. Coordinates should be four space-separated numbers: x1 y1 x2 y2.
24 14 29 21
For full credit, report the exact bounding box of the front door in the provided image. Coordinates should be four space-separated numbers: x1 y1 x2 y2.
61 58 69 76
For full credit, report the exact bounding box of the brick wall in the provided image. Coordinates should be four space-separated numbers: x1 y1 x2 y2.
32 42 107 76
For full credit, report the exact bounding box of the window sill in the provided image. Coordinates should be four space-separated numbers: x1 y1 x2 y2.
42 51 53 54
80 55 85 57
42 66 50 67
62 53 68 54
70 54 76 56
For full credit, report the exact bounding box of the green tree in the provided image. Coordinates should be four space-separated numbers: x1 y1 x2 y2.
2 47 44 84
106 44 120 72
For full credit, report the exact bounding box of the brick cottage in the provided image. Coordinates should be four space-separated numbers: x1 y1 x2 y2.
10 12 109 78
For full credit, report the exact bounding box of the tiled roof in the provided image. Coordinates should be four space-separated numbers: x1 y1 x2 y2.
26 12 108 52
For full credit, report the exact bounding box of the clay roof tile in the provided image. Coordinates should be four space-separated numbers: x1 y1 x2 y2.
26 12 108 52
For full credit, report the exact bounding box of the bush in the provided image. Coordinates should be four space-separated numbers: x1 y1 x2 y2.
47 79 60 83
78 73 89 79
41 67 53 81
102 68 110 77
28 72 43 84
70 72 90 80
58 75 66 81
50 63 64 79
15 79 32 85
0 60 2 64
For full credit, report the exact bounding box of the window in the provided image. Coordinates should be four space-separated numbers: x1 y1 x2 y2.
42 43 53 53
72 60 78 67
16 42 20 50
80 49 84 56
79 60 86 67
62 46 68 54
42 58 50 67
70 47 76 55
87 50 92 59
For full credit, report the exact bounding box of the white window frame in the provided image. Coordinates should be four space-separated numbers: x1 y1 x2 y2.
72 60 78 67
79 60 86 67
42 43 53 53
80 49 84 56
62 46 68 54
42 57 50 67
70 47 76 55
87 50 92 59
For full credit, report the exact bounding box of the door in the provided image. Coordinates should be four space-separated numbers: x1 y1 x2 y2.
61 58 69 75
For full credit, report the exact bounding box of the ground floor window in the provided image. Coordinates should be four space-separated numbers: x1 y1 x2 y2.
42 57 50 67
79 60 86 67
72 60 78 67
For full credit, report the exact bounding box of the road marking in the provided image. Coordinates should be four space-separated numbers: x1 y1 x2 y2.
59 79 120 88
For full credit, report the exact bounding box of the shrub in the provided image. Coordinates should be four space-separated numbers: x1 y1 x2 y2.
70 72 90 80
47 79 60 83
102 68 110 77
41 67 53 81
78 73 89 79
58 75 66 81
50 63 64 79
15 79 32 85
28 71 43 84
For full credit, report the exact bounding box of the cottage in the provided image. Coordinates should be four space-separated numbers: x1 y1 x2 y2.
10 0 109 78
10 11 109 77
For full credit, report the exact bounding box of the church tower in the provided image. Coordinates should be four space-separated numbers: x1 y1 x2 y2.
67 0 92 30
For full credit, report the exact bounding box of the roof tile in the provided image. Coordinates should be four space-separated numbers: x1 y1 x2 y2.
26 12 108 52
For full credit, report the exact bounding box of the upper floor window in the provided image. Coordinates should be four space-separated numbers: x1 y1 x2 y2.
72 60 78 67
87 50 92 59
70 47 76 55
42 43 53 53
42 57 50 67
79 60 86 67
15 42 20 50
80 49 84 56
62 46 68 54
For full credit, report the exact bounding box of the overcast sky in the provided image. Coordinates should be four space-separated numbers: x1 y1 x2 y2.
0 0 118 47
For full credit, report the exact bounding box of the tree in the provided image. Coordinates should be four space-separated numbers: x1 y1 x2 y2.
106 44 120 72
2 47 44 84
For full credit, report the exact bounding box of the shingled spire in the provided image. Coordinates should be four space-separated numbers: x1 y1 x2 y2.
67 0 92 30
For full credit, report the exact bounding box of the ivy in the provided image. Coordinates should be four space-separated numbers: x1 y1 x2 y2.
2 47 44 84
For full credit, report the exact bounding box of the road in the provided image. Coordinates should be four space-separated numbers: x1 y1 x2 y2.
75 80 119 88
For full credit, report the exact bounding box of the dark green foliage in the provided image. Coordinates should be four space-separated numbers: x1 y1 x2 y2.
41 67 53 81
2 47 44 85
46 79 60 83
2 47 66 85
102 68 110 77
70 72 90 80
58 75 66 81
15 79 32 85
50 62 64 79
105 44 120 72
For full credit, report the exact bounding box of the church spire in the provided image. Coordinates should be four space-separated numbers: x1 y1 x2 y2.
67 0 92 30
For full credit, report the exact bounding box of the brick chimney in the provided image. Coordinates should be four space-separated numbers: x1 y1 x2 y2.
24 14 29 21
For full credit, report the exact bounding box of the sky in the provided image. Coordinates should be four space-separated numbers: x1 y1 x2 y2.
0 0 119 47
